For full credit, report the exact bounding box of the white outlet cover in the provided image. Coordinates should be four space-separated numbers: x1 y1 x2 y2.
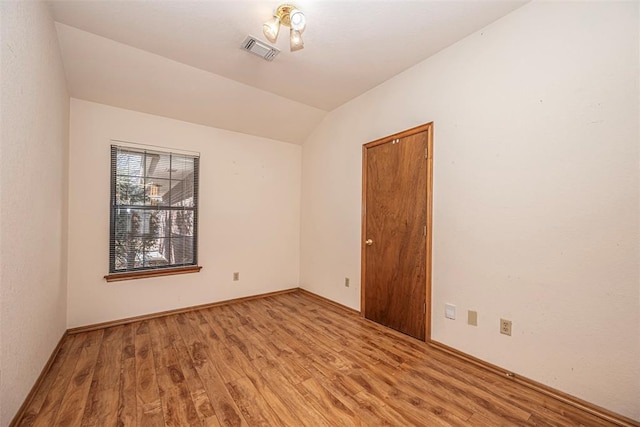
445 303 456 320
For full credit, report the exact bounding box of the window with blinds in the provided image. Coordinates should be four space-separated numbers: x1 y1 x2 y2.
109 145 199 274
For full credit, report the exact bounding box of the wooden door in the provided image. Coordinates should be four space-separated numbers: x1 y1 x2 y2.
361 123 433 340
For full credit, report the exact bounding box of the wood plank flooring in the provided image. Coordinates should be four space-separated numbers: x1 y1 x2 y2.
16 291 618 426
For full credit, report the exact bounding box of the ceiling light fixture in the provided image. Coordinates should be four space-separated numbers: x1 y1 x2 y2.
263 4 306 52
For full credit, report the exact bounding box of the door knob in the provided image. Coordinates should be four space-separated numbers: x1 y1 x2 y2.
365 239 373 246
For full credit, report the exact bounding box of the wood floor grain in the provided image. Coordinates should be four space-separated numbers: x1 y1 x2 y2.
17 291 618 426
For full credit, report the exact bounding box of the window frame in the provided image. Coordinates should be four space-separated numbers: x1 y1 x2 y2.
105 144 201 282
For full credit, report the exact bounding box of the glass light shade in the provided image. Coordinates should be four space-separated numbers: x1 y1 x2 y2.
262 16 280 43
290 29 304 52
289 9 306 32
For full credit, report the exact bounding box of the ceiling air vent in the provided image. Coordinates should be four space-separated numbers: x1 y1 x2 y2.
241 35 280 61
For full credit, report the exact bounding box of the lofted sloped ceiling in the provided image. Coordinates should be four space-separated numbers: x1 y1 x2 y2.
50 0 528 144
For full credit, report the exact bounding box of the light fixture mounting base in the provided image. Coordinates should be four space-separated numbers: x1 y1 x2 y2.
275 4 295 27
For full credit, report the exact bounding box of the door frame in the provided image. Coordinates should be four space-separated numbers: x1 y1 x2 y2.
361 122 434 341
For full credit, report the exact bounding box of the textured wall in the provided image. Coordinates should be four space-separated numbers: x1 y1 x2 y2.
0 1 70 425
66 99 301 327
300 1 639 420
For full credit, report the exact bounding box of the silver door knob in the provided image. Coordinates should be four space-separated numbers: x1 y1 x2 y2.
365 239 373 246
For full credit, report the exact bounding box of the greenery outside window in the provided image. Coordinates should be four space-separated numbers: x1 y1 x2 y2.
107 144 200 281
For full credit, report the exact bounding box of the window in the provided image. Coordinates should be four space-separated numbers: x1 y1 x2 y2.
106 144 200 281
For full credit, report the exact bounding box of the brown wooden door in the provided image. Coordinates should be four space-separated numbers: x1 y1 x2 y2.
362 124 432 340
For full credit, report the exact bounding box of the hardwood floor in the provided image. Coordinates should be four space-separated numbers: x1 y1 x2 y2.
16 291 619 426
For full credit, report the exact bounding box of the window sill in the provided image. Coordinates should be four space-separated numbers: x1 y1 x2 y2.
104 266 202 282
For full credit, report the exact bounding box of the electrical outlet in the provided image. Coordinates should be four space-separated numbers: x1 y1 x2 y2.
233 272 239 281
344 277 350 287
500 318 512 336
468 310 478 326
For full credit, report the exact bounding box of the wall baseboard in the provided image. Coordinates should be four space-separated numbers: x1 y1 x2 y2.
297 288 361 315
67 287 299 334
427 340 639 427
9 331 68 427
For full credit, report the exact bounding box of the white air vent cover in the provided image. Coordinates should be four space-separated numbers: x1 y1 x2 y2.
241 35 279 61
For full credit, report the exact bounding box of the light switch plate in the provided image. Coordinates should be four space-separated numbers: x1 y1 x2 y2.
445 303 456 320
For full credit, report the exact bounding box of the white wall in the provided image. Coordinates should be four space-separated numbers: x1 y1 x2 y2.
0 2 70 425
300 1 639 421
67 99 301 327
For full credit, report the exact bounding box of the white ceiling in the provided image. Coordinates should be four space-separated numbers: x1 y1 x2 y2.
50 0 527 144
